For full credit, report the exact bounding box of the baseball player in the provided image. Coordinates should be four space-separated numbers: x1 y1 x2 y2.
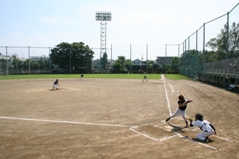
142 73 148 82
53 79 60 90
80 74 84 80
189 113 216 143
165 95 193 127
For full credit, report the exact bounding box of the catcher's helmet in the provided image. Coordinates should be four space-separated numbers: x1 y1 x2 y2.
195 113 203 121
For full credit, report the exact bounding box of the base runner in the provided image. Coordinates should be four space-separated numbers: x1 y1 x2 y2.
142 73 148 82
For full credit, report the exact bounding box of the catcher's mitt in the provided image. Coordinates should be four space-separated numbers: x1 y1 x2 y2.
188 118 194 127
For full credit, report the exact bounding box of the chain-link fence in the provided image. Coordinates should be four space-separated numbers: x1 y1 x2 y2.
0 46 52 75
166 3 239 92
166 3 239 78
0 43 179 75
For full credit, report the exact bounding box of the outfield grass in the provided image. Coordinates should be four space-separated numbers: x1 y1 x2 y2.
0 74 191 80
164 74 192 80
0 74 161 80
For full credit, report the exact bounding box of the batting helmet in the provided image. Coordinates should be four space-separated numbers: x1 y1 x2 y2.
178 95 185 101
195 113 203 121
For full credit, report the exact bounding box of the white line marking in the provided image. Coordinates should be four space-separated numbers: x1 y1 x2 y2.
162 74 172 115
163 121 235 144
213 135 235 143
168 83 175 93
159 135 178 141
129 127 158 141
190 84 196 88
0 116 129 128
154 124 164 128
154 125 172 133
161 120 166 123
191 128 199 131
175 132 218 150
129 126 177 142
154 125 183 141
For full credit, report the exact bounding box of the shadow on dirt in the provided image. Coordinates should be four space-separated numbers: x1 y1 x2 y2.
167 122 187 133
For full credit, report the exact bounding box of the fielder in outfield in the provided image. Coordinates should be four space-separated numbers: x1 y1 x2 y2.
142 73 148 82
53 79 60 90
165 95 193 127
189 113 216 143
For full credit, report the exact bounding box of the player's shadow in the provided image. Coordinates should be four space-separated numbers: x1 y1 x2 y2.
192 138 214 143
167 122 186 133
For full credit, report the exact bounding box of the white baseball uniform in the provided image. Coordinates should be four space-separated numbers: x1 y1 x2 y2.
191 119 215 141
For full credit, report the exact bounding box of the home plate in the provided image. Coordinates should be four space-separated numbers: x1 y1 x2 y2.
130 124 177 141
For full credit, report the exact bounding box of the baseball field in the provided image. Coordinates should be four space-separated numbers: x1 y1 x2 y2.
0 74 238 159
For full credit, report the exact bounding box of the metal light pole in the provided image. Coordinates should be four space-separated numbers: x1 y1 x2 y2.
95 11 112 72
165 44 179 56
146 44 148 73
6 46 8 75
130 43 132 74
70 49 72 74
28 46 30 74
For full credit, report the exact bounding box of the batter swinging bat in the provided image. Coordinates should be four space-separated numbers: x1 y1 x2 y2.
180 90 193 103
180 91 186 99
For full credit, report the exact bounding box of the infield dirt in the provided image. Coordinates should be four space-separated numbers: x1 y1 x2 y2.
0 76 238 159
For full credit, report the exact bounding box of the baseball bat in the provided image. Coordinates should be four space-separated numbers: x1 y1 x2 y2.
180 90 186 99
181 90 193 103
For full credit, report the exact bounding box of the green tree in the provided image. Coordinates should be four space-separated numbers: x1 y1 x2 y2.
125 59 131 72
166 64 172 73
100 52 108 72
23 60 29 70
148 64 153 73
51 42 71 71
113 56 127 73
31 61 39 70
148 60 155 65
18 60 24 70
12 58 21 71
39 58 44 70
38 57 50 72
206 22 239 60
50 42 94 73
229 22 239 57
0 59 6 72
171 57 180 73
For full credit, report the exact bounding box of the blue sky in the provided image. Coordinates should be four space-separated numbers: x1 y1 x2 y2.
0 0 238 60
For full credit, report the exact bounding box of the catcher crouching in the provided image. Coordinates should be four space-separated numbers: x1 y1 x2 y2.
189 113 216 143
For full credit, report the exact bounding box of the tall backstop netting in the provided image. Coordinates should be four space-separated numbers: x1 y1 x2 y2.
175 3 239 92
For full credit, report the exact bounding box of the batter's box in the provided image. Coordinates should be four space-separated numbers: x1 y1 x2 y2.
202 135 235 150
177 132 236 150
129 124 177 142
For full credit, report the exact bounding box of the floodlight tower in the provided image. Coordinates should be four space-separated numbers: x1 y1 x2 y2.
95 11 112 61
